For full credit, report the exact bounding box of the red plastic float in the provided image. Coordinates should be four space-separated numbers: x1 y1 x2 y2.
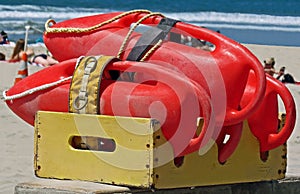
241 73 296 152
4 10 295 160
215 73 296 163
216 122 243 164
4 58 215 157
43 10 266 127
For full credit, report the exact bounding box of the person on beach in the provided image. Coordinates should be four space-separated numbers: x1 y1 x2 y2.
9 38 58 66
276 66 297 84
10 39 34 62
31 53 58 66
0 52 5 60
276 66 286 81
263 57 276 76
0 30 9 44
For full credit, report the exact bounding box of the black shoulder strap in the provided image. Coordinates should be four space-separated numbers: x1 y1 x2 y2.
126 17 178 61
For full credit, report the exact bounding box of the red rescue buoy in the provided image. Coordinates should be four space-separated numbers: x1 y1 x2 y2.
44 10 266 127
241 73 296 152
4 57 216 157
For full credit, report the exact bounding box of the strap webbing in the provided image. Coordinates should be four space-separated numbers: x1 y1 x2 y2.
69 55 118 114
126 17 178 61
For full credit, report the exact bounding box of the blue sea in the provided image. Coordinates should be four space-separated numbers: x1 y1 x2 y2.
0 0 299 46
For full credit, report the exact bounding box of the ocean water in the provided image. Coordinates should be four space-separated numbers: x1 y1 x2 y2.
0 0 299 46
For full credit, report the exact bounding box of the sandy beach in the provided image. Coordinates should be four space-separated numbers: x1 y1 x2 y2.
0 43 299 193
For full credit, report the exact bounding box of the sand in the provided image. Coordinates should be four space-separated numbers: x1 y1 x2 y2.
0 43 299 193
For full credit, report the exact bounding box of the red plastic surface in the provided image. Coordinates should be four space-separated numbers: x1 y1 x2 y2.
5 59 215 157
44 11 266 127
241 73 296 151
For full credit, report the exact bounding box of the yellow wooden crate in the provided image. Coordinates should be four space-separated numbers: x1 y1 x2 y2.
34 111 286 189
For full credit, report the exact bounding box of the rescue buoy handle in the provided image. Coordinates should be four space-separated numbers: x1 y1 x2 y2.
261 76 296 152
129 13 266 126
174 22 266 125
178 79 215 156
217 122 243 164
106 61 214 156
225 51 266 125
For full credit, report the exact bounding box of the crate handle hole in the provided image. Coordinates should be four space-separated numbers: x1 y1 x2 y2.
70 136 116 152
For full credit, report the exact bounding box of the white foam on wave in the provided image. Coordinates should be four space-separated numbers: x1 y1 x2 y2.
166 11 300 27
0 10 100 20
197 23 300 32
0 4 105 20
1 4 300 36
1 4 299 27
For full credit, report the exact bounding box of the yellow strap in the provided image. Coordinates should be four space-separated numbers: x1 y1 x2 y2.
69 55 117 114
